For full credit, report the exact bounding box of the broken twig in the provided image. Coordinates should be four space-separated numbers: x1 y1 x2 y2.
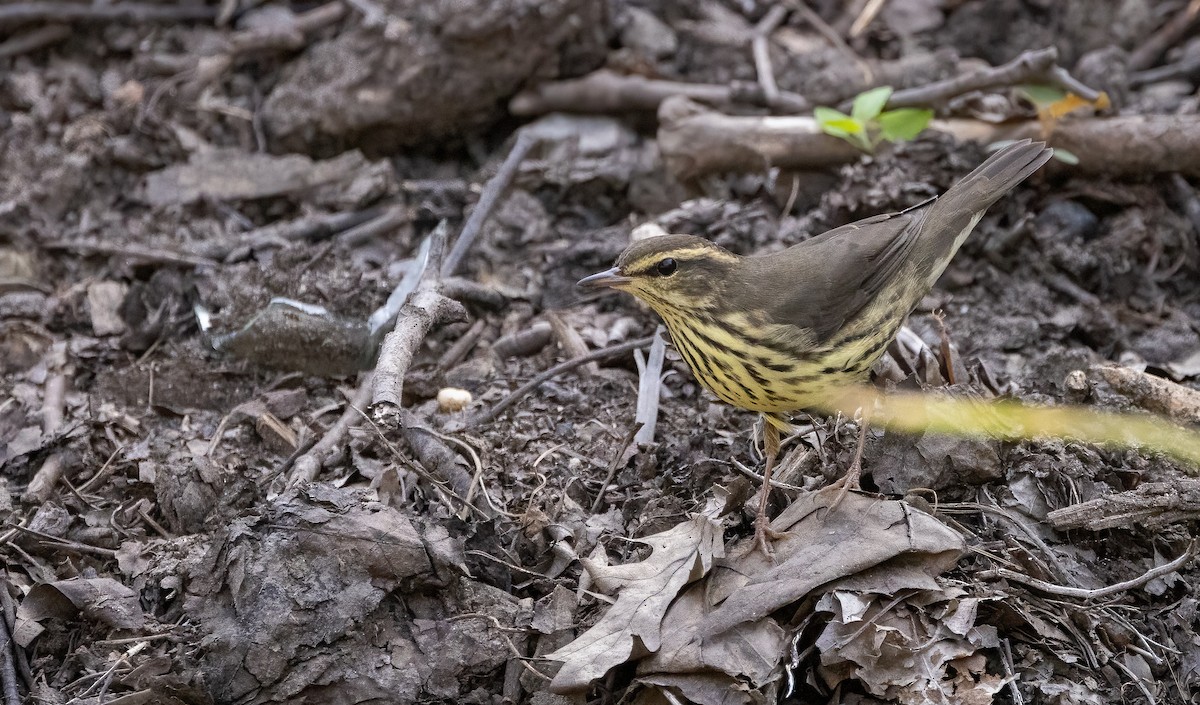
370 223 467 422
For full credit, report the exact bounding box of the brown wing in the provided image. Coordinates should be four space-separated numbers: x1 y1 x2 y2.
740 140 1053 343
738 209 923 342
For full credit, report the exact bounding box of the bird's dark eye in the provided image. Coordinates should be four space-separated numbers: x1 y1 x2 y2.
656 258 678 276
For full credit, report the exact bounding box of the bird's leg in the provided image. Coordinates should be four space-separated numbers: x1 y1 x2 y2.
753 418 784 554
824 410 869 511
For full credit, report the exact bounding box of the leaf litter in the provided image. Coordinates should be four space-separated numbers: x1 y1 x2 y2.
2 0 1200 703
546 491 982 703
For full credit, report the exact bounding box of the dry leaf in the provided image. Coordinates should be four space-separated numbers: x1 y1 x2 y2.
547 513 724 691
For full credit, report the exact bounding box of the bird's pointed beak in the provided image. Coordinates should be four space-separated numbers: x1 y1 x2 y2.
577 266 632 289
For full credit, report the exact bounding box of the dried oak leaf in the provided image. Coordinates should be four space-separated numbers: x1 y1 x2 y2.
546 513 724 691
701 492 964 637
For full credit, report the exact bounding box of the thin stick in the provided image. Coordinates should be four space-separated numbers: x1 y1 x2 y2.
847 46 1101 112
443 131 538 276
752 5 788 107
458 336 655 428
22 371 67 503
0 23 70 59
202 207 384 261
1000 639 1024 705
849 0 887 37
1129 0 1200 71
509 69 812 116
980 542 1198 600
731 457 805 491
289 375 373 484
591 423 644 513
41 240 215 268
0 607 18 705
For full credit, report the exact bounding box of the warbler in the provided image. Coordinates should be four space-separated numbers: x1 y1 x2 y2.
578 140 1053 551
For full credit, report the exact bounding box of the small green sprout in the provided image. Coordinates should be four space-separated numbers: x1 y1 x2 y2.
814 86 933 153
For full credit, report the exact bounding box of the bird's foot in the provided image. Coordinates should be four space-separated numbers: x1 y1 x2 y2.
820 415 868 512
820 460 861 512
749 511 787 557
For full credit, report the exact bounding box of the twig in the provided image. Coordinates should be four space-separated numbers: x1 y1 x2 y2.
0 23 70 59
1109 658 1158 704
395 410 478 512
422 425 515 518
509 69 811 117
1129 0 1200 71
731 457 805 491
591 422 644 513
1131 51 1200 86
0 604 19 705
359 408 486 518
1092 363 1200 425
335 205 410 248
76 445 126 495
228 2 345 54
634 328 666 445
369 224 467 420
1000 639 1023 705
0 586 30 692
751 5 788 107
979 542 1198 600
443 131 538 277
441 277 508 309
849 46 1101 112
849 0 888 37
456 336 655 429
139 2 344 104
22 370 67 503
41 241 215 268
289 375 373 484
201 206 384 261
5 524 118 559
0 3 217 27
436 319 486 371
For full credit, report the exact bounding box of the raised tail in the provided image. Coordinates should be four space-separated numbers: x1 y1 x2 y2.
913 139 1053 280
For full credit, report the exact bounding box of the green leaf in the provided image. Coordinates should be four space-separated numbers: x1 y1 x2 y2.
852 86 893 122
825 117 865 135
813 107 864 140
1018 84 1066 106
878 108 933 142
813 106 851 127
1050 147 1079 165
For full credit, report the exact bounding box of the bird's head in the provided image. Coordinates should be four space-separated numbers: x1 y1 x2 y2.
578 234 739 313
